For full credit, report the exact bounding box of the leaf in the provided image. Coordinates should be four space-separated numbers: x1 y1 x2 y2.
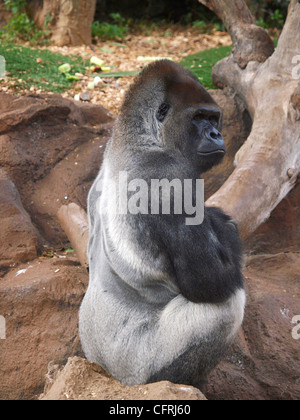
90 56 105 67
58 63 71 73
99 47 114 54
109 42 128 48
96 70 140 79
65 73 80 81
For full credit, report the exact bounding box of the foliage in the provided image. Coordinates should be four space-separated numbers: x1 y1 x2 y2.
4 0 25 13
0 43 87 92
181 38 277 90
180 46 232 90
0 0 49 45
0 13 47 44
256 9 285 29
97 0 289 30
192 20 208 34
92 13 129 41
249 0 288 29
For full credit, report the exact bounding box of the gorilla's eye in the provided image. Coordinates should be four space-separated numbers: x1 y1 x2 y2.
193 113 219 127
157 103 171 122
208 116 219 127
193 113 205 122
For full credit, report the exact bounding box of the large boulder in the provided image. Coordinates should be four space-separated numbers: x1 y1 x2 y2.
0 93 113 249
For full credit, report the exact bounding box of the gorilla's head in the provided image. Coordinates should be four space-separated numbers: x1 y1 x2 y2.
119 60 226 174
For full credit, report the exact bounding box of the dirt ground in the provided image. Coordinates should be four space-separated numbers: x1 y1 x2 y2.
2 28 231 114
55 29 231 114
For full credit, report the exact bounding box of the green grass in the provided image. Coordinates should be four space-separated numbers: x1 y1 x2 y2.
0 41 277 94
0 43 87 92
181 40 277 89
180 46 232 89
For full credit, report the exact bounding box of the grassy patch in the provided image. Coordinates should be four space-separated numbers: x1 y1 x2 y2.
181 40 278 90
0 43 87 92
180 46 232 89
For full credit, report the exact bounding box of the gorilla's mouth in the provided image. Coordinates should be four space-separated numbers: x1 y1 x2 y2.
198 150 226 157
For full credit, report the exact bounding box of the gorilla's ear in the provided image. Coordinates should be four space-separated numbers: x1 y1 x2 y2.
156 103 171 122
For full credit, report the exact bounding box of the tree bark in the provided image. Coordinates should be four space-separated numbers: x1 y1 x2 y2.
27 0 96 46
57 204 89 270
199 0 300 239
198 0 274 68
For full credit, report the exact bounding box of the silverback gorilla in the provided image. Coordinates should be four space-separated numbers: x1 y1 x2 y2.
79 60 246 391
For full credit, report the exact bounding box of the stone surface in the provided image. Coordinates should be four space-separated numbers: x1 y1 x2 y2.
0 92 113 248
0 257 88 400
40 357 206 401
207 252 300 400
0 169 40 271
245 183 300 254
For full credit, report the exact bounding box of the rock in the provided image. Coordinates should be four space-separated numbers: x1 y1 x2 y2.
0 257 88 400
0 168 40 271
245 183 300 254
0 92 113 248
40 357 206 401
206 252 300 400
80 91 91 102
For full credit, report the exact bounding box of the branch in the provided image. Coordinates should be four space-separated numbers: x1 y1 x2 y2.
198 0 274 68
57 203 89 270
203 0 300 239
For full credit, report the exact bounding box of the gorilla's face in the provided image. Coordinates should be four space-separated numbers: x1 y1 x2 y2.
119 60 226 174
157 69 226 173
190 105 225 173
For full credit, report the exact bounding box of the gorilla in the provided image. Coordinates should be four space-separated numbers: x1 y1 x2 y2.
79 60 246 391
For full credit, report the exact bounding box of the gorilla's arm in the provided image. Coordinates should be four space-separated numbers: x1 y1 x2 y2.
156 208 244 304
131 150 244 304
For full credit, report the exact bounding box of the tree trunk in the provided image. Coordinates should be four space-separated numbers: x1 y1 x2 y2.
198 0 274 68
27 0 96 46
199 0 300 240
